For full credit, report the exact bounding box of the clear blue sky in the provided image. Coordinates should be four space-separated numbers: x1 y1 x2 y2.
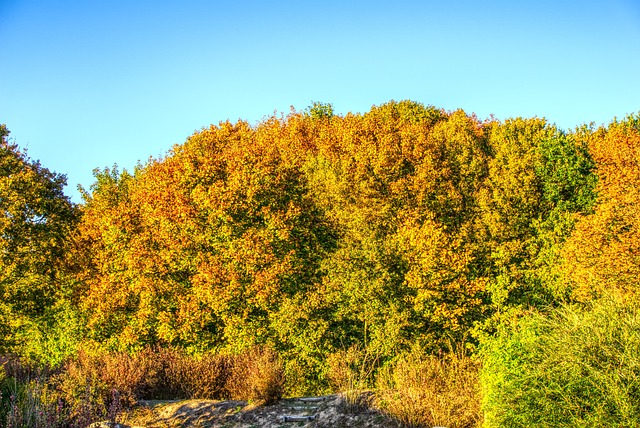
1 0 639 202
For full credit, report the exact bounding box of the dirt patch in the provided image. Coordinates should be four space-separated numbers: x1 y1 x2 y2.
118 394 402 428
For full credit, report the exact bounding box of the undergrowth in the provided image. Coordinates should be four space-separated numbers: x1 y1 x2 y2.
481 296 640 427
0 345 284 427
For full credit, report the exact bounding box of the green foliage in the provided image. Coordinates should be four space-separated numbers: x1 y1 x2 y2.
0 124 78 358
17 301 86 368
306 101 335 120
478 118 596 315
481 297 640 427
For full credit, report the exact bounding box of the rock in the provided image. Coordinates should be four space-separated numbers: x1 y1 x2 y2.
87 423 128 428
88 422 144 428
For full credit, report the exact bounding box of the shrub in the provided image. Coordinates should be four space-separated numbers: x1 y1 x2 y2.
50 347 231 405
46 351 119 425
156 347 230 399
376 346 481 428
1 346 285 427
226 346 285 404
96 348 167 405
481 297 640 427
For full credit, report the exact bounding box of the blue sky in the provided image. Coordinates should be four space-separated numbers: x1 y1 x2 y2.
1 0 639 202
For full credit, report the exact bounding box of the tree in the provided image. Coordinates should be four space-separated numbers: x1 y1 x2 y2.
77 120 336 355
306 103 489 355
478 118 596 310
397 109 490 346
306 101 334 120
563 114 640 300
0 124 78 353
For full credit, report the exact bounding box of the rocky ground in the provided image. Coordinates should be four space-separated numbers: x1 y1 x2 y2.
101 394 404 428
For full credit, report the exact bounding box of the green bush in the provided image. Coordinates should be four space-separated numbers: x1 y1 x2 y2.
481 297 640 427
17 302 86 369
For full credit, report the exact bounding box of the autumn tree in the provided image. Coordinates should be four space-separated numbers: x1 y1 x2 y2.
77 120 336 357
300 102 492 356
396 109 491 346
477 118 596 312
75 165 144 349
563 114 640 300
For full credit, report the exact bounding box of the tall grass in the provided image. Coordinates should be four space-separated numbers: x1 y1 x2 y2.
375 347 482 428
327 345 380 410
481 296 640 427
0 355 99 428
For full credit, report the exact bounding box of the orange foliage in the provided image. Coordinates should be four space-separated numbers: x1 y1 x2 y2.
70 101 603 376
78 119 333 352
563 116 640 300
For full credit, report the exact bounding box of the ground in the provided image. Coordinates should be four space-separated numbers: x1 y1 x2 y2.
114 394 403 428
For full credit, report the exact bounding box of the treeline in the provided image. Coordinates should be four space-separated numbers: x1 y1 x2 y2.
1 101 639 406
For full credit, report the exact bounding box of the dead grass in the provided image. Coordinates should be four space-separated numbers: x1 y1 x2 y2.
375 348 482 428
152 347 230 400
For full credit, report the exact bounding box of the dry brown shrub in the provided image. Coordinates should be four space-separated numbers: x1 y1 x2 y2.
2 347 236 427
151 347 191 399
97 348 162 406
156 347 230 399
375 348 482 428
226 346 285 404
46 351 112 425
189 352 231 399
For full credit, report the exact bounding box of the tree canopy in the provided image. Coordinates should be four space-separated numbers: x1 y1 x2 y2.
2 101 636 393
0 124 78 353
